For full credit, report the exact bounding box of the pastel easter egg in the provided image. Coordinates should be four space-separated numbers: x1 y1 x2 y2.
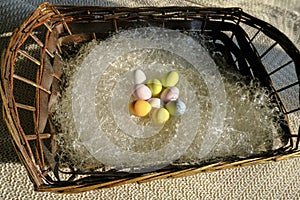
161 71 179 87
148 98 164 108
146 79 162 96
151 108 170 124
160 86 179 102
133 84 152 100
166 100 186 116
129 100 152 117
133 69 146 84
129 101 136 115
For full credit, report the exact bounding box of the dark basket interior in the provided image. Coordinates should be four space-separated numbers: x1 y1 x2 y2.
1 3 300 193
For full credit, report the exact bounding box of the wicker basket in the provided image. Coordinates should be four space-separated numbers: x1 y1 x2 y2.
1 2 300 193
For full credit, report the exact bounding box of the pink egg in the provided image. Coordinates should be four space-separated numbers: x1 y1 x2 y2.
160 86 179 102
133 84 152 100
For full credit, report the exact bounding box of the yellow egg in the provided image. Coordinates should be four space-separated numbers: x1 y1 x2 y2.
161 71 179 87
146 79 163 96
151 108 170 124
129 100 152 117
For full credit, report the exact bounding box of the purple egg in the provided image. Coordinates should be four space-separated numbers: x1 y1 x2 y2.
133 84 152 100
160 86 179 102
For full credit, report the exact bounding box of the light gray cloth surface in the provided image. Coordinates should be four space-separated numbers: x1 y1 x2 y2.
0 0 300 199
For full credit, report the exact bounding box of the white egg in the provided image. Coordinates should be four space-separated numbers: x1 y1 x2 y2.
148 98 164 108
133 69 146 84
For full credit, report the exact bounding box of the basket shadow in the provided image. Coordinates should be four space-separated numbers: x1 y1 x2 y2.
0 34 21 164
0 101 20 163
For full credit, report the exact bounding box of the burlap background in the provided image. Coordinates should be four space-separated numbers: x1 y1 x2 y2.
0 0 299 199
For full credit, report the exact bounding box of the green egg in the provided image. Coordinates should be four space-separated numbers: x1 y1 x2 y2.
161 71 179 87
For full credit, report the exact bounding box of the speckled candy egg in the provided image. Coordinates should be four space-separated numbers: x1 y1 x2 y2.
160 86 179 102
146 79 163 97
148 98 164 108
166 100 186 116
151 108 170 124
133 84 152 100
129 100 152 117
161 71 179 87
133 69 146 84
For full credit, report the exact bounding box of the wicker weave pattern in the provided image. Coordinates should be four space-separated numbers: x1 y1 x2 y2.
1 3 300 193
